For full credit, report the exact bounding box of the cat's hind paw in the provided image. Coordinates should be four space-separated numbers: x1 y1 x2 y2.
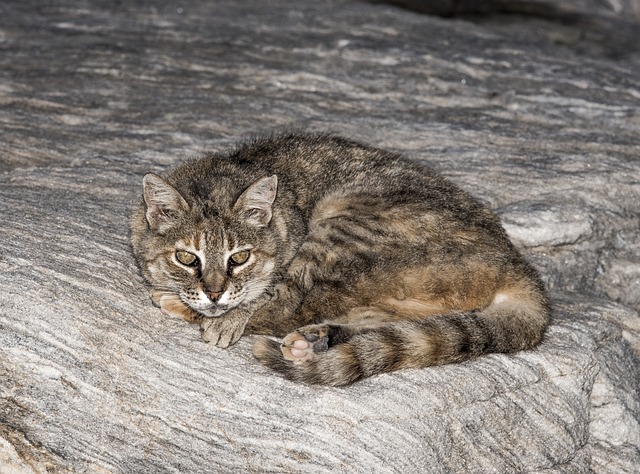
280 325 331 363
252 327 356 386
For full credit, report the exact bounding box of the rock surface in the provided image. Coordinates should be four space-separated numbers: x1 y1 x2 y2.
1 0 639 472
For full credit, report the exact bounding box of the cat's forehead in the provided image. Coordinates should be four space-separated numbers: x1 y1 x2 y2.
173 222 247 253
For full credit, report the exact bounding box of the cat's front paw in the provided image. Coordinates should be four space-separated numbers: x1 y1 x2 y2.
281 325 331 363
200 314 248 348
150 290 202 324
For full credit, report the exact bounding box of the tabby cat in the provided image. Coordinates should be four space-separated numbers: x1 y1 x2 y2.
131 133 549 386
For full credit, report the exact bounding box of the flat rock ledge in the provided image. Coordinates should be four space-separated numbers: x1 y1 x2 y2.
1 156 638 474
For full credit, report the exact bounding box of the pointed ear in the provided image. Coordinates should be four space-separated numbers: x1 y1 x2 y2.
233 175 278 227
142 173 189 232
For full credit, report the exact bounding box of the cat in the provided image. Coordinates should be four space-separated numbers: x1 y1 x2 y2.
131 132 550 386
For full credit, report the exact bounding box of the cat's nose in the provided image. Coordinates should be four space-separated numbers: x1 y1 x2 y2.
206 290 224 302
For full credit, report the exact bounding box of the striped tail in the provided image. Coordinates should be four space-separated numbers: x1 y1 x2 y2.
252 283 550 386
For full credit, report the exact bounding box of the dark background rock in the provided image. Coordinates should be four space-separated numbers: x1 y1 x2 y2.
1 0 639 471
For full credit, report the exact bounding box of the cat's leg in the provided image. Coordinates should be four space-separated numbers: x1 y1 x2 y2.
150 289 202 324
200 293 273 347
200 308 251 348
249 279 354 336
245 280 305 336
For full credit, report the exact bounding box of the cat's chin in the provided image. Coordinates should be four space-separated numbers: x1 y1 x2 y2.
198 306 229 318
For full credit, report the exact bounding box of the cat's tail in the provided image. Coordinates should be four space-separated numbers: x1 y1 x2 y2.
252 278 550 386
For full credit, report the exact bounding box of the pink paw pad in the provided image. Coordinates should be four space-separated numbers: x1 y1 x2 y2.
290 338 311 358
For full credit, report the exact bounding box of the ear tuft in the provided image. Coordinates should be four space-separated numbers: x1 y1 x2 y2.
233 175 278 227
142 173 189 232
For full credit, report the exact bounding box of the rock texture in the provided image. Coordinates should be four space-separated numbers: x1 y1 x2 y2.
1 0 639 472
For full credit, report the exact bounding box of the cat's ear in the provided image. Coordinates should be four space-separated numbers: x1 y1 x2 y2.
233 175 278 227
142 173 189 232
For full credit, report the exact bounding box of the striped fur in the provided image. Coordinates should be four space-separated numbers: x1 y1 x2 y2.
131 133 550 385
252 280 549 386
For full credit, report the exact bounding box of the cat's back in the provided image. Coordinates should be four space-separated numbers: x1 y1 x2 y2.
196 132 452 205
232 133 433 184
168 133 419 206
170 133 499 232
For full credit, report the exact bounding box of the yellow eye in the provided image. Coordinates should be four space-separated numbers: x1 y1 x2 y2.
175 250 198 266
229 250 250 266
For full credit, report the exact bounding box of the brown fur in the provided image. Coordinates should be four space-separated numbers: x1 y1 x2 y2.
131 133 550 386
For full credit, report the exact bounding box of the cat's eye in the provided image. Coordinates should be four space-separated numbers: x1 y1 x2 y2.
175 250 198 267
229 250 250 266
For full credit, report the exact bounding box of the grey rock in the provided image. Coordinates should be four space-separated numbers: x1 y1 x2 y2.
1 0 639 472
500 201 595 248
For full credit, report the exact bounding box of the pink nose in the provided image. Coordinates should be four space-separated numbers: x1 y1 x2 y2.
206 290 224 302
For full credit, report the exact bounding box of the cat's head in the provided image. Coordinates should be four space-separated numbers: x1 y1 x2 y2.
132 173 279 318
